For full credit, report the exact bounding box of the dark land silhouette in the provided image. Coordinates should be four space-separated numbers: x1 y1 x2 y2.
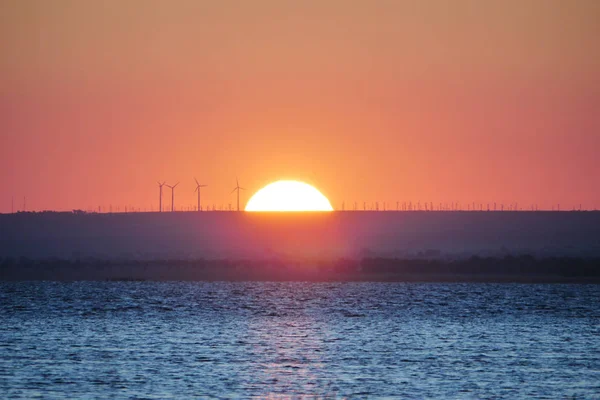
1 255 599 282
1 211 599 282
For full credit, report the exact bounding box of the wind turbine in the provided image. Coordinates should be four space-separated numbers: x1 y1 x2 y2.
194 178 207 211
167 182 179 212
231 178 245 211
157 181 166 212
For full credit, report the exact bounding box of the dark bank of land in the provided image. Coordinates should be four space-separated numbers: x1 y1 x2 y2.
2 256 599 283
2 211 600 282
2 211 600 261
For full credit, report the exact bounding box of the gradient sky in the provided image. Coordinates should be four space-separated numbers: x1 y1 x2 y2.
1 0 599 212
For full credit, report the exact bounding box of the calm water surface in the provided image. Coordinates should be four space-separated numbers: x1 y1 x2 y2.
1 282 599 398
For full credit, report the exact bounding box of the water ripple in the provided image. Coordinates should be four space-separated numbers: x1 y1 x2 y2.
0 282 599 398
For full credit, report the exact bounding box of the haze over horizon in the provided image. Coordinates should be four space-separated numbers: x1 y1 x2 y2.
2 0 599 212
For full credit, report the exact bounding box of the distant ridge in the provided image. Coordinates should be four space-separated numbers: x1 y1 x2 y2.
1 211 599 261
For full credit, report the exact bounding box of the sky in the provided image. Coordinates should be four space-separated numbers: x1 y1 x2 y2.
1 0 599 212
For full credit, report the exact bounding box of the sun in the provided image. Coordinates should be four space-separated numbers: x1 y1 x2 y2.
245 180 333 212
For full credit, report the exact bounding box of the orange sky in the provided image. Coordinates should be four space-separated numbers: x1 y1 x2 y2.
1 0 599 212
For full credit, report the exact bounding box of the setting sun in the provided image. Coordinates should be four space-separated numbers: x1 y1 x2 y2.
245 180 333 212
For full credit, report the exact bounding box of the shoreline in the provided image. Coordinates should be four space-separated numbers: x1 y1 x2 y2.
3 256 599 283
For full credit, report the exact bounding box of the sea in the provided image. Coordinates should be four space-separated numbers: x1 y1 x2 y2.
1 282 599 399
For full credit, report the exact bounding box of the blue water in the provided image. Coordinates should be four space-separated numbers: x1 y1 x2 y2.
1 282 599 398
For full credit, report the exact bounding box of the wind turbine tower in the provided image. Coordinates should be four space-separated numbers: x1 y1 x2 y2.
167 182 179 212
194 178 207 211
157 181 166 212
231 178 245 211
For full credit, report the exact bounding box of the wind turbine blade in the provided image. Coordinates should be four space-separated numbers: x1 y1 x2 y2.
194 187 198 192
240 187 246 190
200 185 207 187
230 188 237 194
174 182 180 188
194 178 199 186
236 177 239 187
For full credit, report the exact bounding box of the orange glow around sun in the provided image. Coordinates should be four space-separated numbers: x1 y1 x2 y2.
245 180 333 212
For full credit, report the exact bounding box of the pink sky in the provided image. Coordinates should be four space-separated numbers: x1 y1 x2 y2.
1 0 599 212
